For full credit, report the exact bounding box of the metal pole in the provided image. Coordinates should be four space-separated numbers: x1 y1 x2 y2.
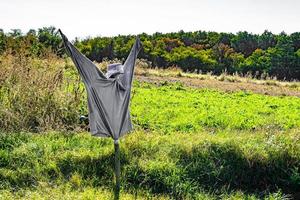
114 139 120 200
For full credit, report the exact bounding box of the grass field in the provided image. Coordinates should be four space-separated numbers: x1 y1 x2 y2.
1 130 299 199
131 81 300 132
0 56 300 199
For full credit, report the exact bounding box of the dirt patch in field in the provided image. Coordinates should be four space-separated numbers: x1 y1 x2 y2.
136 75 300 97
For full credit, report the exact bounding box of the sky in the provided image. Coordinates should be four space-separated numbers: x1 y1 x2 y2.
1 0 299 39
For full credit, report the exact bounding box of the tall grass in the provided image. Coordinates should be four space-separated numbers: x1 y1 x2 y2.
0 53 86 132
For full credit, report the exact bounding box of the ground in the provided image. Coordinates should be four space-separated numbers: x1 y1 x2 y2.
0 60 299 199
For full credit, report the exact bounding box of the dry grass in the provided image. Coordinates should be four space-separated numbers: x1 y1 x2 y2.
0 53 86 132
133 61 300 97
92 58 300 96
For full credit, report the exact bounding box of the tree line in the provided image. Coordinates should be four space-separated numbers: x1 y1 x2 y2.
0 26 299 80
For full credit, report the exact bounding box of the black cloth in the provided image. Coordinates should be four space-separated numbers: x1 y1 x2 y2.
59 30 142 140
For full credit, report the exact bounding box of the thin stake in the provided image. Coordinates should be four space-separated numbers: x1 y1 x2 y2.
114 139 120 200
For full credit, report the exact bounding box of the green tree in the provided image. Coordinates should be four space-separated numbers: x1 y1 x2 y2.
212 43 243 73
258 30 276 50
167 46 217 72
0 29 5 53
290 32 300 50
231 31 259 57
37 26 61 54
239 49 271 75
268 34 297 80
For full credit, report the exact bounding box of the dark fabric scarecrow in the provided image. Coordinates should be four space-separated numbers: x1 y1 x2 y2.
59 30 142 140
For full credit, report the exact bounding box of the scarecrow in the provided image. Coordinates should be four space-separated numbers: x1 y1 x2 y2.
59 30 142 199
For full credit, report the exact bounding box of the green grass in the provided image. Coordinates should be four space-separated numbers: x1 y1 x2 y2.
1 56 300 199
131 81 300 132
0 131 299 199
1 55 299 133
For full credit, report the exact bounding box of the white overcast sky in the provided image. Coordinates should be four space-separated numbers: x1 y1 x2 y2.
1 0 299 39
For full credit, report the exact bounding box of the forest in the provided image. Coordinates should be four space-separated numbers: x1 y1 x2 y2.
1 26 299 80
